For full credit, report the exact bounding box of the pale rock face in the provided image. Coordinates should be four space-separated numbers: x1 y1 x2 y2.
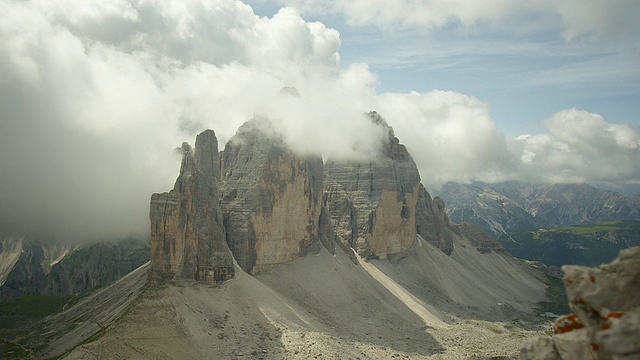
219 119 328 275
416 191 455 255
324 112 454 259
520 246 640 360
369 184 420 257
150 130 234 284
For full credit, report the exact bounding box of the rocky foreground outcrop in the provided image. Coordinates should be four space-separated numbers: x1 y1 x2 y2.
520 246 640 360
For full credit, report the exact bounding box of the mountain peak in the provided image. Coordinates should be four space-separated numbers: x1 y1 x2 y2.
150 129 234 284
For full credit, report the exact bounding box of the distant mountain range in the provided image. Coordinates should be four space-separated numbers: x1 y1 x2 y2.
0 237 149 302
436 181 640 238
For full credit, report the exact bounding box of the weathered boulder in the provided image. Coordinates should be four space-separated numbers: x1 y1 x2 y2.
520 246 640 360
323 112 454 259
150 130 234 284
219 119 329 275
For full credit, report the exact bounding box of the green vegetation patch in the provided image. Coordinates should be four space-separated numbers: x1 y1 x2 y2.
0 295 71 359
499 220 640 267
0 295 70 319
536 274 571 317
544 220 640 236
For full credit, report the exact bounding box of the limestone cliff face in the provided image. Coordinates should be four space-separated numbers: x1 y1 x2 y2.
150 130 234 284
416 190 455 255
324 112 454 259
219 120 329 275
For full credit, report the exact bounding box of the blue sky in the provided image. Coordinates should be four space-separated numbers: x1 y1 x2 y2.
248 0 640 136
1 0 639 240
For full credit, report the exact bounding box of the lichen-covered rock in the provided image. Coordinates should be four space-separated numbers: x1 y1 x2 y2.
324 112 455 259
219 119 328 275
520 246 640 360
150 130 234 284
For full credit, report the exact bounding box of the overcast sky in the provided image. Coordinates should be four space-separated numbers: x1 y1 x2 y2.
1 0 638 241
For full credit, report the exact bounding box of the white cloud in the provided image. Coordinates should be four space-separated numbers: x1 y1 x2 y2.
512 109 640 183
373 91 515 186
0 0 382 241
282 0 640 43
0 0 637 242
371 93 640 188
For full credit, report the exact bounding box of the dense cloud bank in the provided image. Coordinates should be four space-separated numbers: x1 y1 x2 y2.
377 93 640 186
0 0 637 241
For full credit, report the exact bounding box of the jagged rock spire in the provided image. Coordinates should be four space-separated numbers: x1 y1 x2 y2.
150 130 234 284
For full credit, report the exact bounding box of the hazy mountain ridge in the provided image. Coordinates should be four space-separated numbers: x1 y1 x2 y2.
0 237 149 302
438 181 640 237
498 220 640 267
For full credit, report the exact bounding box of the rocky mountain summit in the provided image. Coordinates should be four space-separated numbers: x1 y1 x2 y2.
219 120 331 274
437 181 640 237
150 130 234 284
4 112 554 359
324 112 454 260
151 113 459 283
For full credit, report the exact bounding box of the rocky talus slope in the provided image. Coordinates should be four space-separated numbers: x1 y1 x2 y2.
520 246 640 360
60 238 547 360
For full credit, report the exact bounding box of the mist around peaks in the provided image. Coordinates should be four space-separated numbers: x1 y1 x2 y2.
0 0 637 243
